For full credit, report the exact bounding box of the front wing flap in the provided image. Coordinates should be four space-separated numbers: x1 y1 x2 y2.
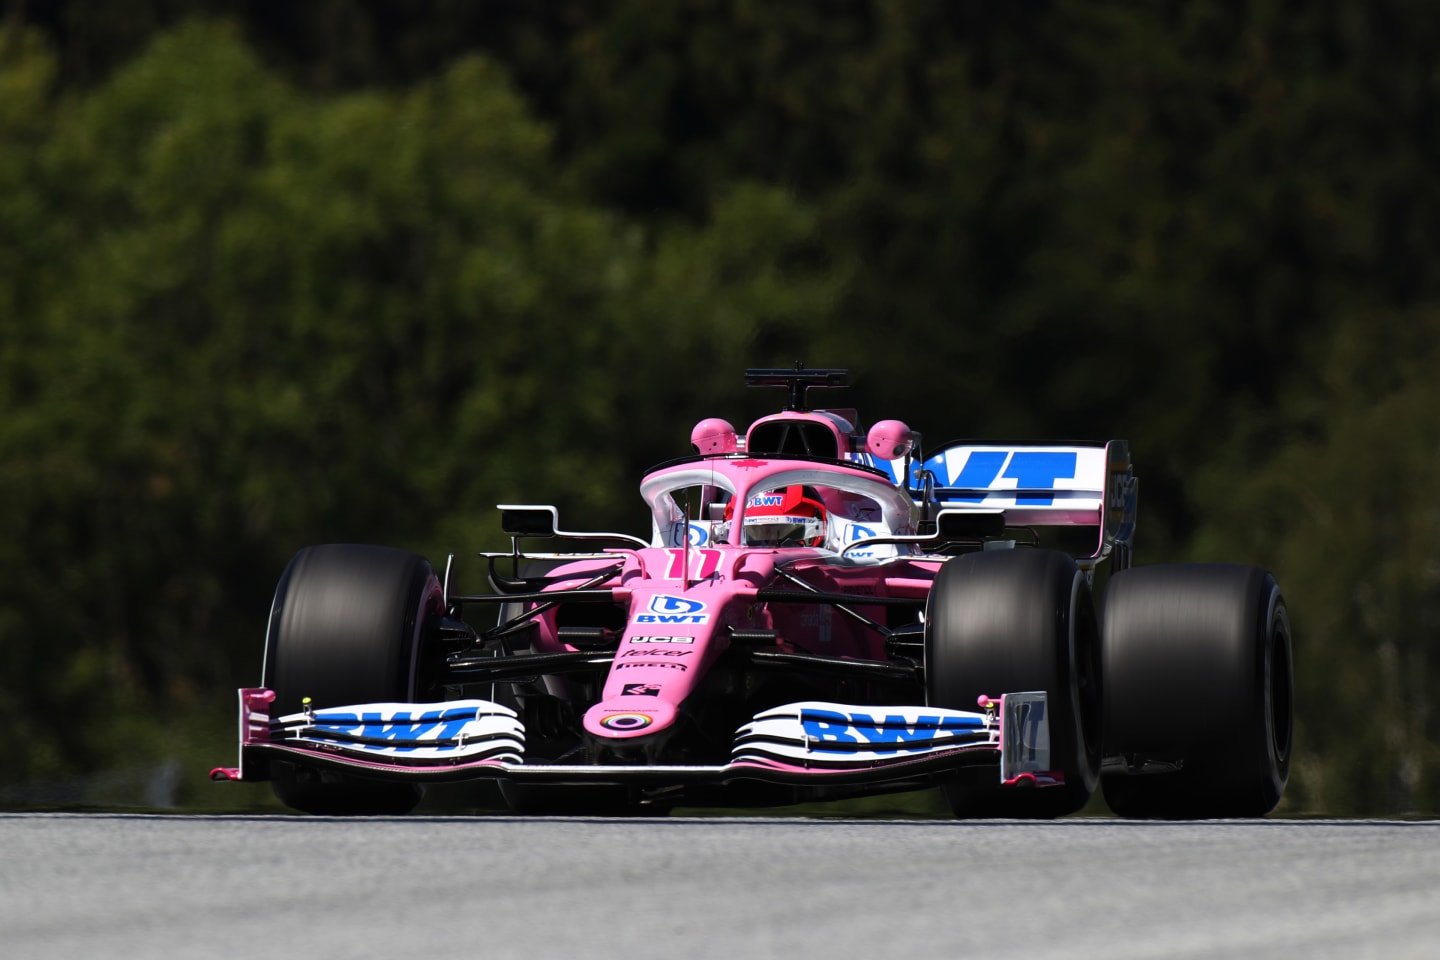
272 699 524 763
732 701 995 768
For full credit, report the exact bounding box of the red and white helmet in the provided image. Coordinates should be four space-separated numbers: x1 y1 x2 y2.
735 485 828 547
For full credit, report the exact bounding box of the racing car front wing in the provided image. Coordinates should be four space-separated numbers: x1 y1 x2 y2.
211 688 1059 790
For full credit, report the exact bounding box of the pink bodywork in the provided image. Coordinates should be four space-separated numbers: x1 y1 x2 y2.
689 418 739 454
208 688 276 781
510 454 937 742
865 419 915 459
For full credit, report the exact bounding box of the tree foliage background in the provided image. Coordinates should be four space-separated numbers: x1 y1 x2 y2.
2 1 1437 814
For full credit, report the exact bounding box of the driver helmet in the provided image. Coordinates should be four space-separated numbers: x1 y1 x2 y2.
735 485 828 547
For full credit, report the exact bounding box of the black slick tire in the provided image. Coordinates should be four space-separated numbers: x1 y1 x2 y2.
1100 563 1293 819
925 548 1103 818
262 543 442 816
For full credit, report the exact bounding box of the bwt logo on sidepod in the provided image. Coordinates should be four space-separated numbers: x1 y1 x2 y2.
846 523 878 557
637 595 710 625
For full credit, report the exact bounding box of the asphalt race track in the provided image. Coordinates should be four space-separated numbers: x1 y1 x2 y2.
1 813 1436 960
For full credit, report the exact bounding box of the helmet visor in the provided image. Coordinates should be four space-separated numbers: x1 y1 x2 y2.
743 515 824 547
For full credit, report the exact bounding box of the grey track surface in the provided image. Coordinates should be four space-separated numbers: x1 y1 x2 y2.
1 814 1437 960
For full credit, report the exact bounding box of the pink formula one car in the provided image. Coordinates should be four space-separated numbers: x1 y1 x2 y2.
214 366 1293 818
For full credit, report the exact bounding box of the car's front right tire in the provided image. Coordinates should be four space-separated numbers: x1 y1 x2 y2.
925 548 1102 818
262 543 442 815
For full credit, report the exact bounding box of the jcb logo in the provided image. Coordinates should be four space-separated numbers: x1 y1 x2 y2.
1108 472 1134 511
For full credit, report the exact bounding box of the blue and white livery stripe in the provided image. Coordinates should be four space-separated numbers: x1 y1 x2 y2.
926 446 1106 504
915 444 1125 528
733 701 996 763
274 699 525 762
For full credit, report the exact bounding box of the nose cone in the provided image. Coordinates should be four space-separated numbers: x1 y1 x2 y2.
584 696 680 739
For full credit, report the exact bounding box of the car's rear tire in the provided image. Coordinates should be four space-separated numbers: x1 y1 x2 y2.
1100 563 1293 819
263 543 442 816
925 549 1102 818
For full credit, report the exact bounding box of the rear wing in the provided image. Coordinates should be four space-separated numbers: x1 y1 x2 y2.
915 440 1137 566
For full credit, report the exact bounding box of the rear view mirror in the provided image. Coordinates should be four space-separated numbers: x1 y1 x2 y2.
935 509 1006 541
498 505 559 538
